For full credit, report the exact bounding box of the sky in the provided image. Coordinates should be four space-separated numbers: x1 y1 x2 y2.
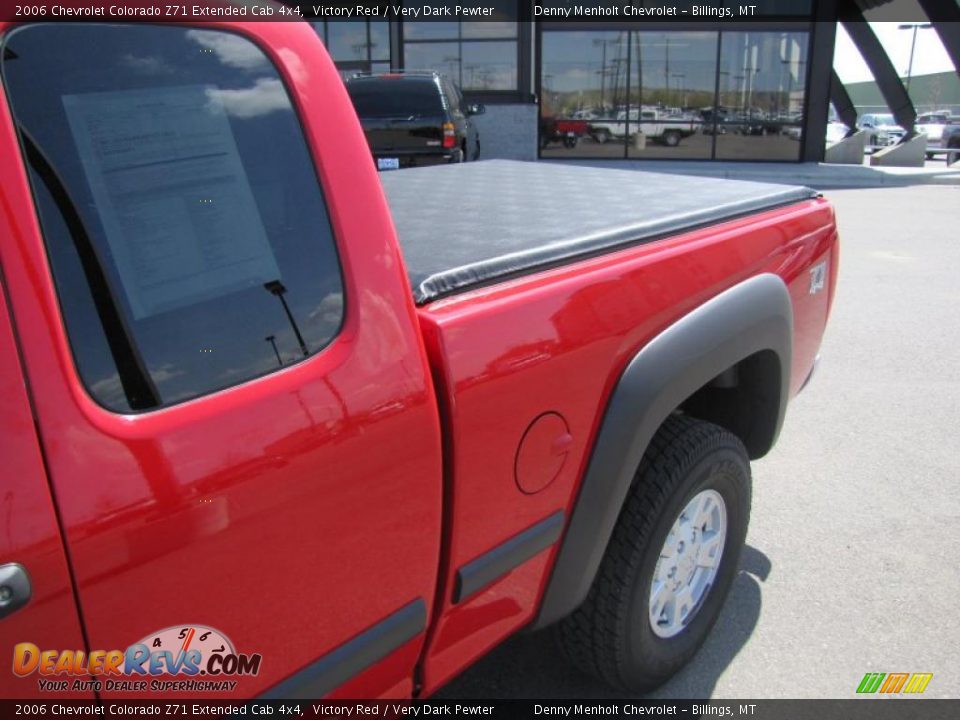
833 22 957 85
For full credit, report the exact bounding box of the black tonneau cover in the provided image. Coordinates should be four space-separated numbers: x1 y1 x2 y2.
380 160 818 305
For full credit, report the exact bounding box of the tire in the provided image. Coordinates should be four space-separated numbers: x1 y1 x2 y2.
556 414 751 692
593 129 611 144
564 136 579 149
663 131 681 147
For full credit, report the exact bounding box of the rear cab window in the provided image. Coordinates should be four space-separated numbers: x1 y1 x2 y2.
1 24 344 413
345 78 444 117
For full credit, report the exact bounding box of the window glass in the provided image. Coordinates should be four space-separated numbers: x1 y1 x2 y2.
443 79 462 112
403 22 459 41
313 20 391 66
2 24 344 412
403 3 519 93
368 21 390 62
462 22 518 40
627 32 717 159
461 41 518 91
540 28 809 161
540 31 630 159
345 78 444 116
403 42 461 81
327 20 375 63
715 31 809 161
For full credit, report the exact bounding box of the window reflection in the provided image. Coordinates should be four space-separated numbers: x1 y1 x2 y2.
403 2 518 92
403 43 460 81
627 32 717 159
313 20 391 67
540 29 808 161
715 31 808 161
540 31 629 159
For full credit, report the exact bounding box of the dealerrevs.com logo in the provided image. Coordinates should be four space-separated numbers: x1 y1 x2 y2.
14 625 262 693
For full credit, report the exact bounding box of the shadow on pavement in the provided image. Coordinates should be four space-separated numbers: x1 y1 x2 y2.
435 545 772 700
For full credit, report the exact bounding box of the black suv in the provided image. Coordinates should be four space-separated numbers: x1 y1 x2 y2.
345 71 484 170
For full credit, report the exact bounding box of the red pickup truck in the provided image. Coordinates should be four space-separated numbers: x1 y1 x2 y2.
0 19 837 700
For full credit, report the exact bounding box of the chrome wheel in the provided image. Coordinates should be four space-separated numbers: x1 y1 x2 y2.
649 489 727 638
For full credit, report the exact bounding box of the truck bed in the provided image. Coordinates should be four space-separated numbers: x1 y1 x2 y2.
380 160 818 305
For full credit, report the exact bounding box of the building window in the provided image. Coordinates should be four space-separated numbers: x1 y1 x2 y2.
714 31 809 161
540 28 809 162
626 32 719 160
313 20 392 75
403 2 519 93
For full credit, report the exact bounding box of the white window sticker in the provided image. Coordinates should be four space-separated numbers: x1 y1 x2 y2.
63 85 281 319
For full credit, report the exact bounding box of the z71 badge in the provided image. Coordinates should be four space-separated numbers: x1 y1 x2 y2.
809 261 828 294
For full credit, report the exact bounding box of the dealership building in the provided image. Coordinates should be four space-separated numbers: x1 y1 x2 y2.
306 0 959 163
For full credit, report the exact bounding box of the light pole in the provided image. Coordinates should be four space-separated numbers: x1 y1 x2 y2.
593 38 608 113
746 66 760 116
733 74 745 112
897 23 933 95
781 59 807 116
671 72 686 108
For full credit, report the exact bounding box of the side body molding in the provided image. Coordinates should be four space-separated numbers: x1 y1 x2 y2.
533 273 793 630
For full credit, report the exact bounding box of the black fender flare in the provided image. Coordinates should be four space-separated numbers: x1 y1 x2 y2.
533 273 792 629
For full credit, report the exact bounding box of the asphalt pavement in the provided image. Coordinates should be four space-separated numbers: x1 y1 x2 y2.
436 183 960 700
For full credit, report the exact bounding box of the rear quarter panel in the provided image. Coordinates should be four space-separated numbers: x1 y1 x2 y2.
417 198 837 693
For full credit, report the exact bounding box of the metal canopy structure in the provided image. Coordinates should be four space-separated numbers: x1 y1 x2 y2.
840 0 918 133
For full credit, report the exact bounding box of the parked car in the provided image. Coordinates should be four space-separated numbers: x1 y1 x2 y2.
737 110 783 136
915 112 955 159
345 71 483 170
700 106 732 135
539 115 591 149
941 121 960 164
0 19 838 700
859 113 906 149
590 107 700 146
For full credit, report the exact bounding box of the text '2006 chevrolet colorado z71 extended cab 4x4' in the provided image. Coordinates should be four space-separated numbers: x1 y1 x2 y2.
0 16 837 700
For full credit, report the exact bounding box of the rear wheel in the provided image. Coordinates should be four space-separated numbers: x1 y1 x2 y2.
593 129 611 144
556 414 751 692
663 131 681 147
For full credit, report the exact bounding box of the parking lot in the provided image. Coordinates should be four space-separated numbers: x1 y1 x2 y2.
540 130 805 162
437 183 960 700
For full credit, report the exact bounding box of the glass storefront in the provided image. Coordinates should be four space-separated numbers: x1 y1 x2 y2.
714 31 809 160
307 16 820 163
312 20 392 78
540 28 809 161
403 1 520 93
